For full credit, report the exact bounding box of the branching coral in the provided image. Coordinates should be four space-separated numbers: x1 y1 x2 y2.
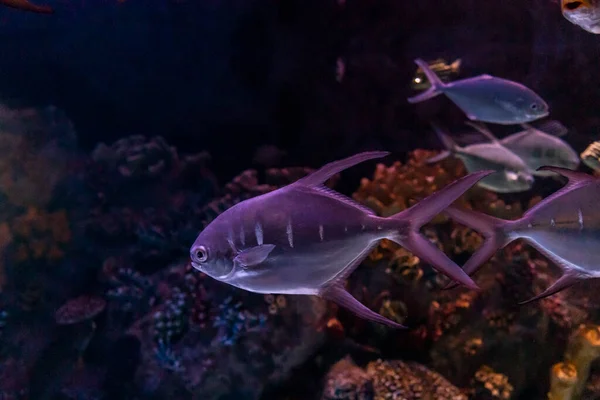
91 135 180 179
472 365 513 399
352 149 468 219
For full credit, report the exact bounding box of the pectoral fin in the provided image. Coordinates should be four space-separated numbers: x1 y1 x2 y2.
234 244 275 268
320 284 406 329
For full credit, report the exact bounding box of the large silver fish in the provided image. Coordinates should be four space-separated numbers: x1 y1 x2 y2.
408 59 549 125
190 152 491 328
443 167 600 302
466 121 580 178
427 123 535 193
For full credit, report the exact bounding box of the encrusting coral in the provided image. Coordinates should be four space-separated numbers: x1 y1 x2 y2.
321 357 467 400
549 362 578 400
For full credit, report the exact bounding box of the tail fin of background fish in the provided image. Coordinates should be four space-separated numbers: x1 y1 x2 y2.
464 121 502 144
407 59 447 104
524 120 569 137
425 122 456 163
385 170 494 290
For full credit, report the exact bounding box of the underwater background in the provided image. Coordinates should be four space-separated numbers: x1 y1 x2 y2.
1 0 600 399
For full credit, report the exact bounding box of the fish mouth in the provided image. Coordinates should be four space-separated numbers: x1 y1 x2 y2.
529 110 550 119
191 262 201 271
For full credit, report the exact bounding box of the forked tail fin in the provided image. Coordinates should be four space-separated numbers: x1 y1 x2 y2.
425 122 459 164
386 170 494 290
407 59 446 104
442 205 522 289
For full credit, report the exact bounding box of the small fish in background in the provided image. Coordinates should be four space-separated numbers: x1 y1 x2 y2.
412 58 462 91
0 0 53 13
427 123 535 193
444 167 600 302
466 121 580 177
408 58 549 125
252 145 287 168
561 0 600 34
581 140 600 172
190 151 491 328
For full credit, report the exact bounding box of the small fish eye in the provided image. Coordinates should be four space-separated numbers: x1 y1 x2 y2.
194 246 208 263
564 1 583 10
530 103 538 110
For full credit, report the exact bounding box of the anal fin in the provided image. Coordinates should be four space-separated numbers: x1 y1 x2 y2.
320 284 406 329
519 271 583 305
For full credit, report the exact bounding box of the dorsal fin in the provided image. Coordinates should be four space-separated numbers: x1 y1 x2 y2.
313 185 375 216
524 167 593 218
295 151 390 187
536 120 569 137
464 121 500 144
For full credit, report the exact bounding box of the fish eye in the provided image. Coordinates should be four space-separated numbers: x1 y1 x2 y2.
564 1 583 10
194 246 208 263
530 103 538 110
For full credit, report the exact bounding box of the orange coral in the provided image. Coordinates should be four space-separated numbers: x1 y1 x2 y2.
0 222 12 291
11 207 71 263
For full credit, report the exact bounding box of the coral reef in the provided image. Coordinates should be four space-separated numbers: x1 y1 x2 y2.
0 104 78 209
558 324 600 398
2 111 600 400
321 357 466 400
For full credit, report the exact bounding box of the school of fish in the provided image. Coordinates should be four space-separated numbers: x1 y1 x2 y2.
187 49 596 328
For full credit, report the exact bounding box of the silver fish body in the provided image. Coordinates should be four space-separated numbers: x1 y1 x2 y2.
562 0 600 34
191 151 492 328
468 121 580 178
408 59 549 125
428 123 535 193
444 167 600 301
518 182 600 273
503 129 579 177
198 185 389 295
